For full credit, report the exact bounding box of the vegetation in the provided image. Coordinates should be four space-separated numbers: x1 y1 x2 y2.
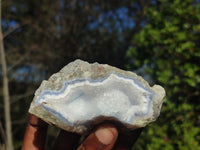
0 0 199 149
127 0 200 149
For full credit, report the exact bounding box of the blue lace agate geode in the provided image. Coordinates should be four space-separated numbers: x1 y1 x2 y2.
29 60 165 134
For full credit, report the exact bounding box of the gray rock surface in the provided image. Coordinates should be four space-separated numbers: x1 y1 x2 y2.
29 59 165 134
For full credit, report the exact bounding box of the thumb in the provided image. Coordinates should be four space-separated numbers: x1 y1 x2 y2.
77 124 118 150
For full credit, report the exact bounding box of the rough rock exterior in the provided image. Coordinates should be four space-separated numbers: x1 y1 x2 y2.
29 59 165 134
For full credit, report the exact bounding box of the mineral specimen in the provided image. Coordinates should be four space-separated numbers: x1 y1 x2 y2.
29 59 165 134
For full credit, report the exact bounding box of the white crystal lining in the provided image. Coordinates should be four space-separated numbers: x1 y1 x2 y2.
36 74 154 125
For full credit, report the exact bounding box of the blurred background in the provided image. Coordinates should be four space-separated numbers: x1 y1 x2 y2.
0 0 200 149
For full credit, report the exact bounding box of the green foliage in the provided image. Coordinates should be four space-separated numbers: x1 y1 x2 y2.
2 0 200 149
128 0 200 149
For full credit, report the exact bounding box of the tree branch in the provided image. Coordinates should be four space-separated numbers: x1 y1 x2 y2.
7 52 30 73
0 121 6 146
10 91 34 104
3 24 21 39
0 0 14 150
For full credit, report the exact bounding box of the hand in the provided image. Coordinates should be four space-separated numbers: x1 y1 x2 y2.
22 114 142 150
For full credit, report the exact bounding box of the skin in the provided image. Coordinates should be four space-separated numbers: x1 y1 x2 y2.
22 114 142 150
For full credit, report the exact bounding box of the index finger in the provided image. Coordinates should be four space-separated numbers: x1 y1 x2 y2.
22 114 48 150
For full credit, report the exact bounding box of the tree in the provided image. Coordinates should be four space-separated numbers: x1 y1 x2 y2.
127 0 200 149
1 0 150 149
0 0 14 150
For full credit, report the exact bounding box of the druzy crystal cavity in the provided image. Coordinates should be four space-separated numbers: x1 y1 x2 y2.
29 60 165 134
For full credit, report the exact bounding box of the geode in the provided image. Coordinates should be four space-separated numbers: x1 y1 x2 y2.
29 59 165 134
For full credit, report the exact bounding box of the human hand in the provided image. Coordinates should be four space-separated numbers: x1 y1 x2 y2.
22 114 142 150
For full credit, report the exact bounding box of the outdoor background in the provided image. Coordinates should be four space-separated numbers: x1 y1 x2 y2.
0 0 200 150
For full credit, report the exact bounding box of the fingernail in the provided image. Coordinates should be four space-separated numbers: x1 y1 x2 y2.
95 126 115 145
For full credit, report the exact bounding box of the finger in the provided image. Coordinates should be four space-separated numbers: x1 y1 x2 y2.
77 124 118 150
53 130 81 150
113 128 143 150
22 114 48 150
